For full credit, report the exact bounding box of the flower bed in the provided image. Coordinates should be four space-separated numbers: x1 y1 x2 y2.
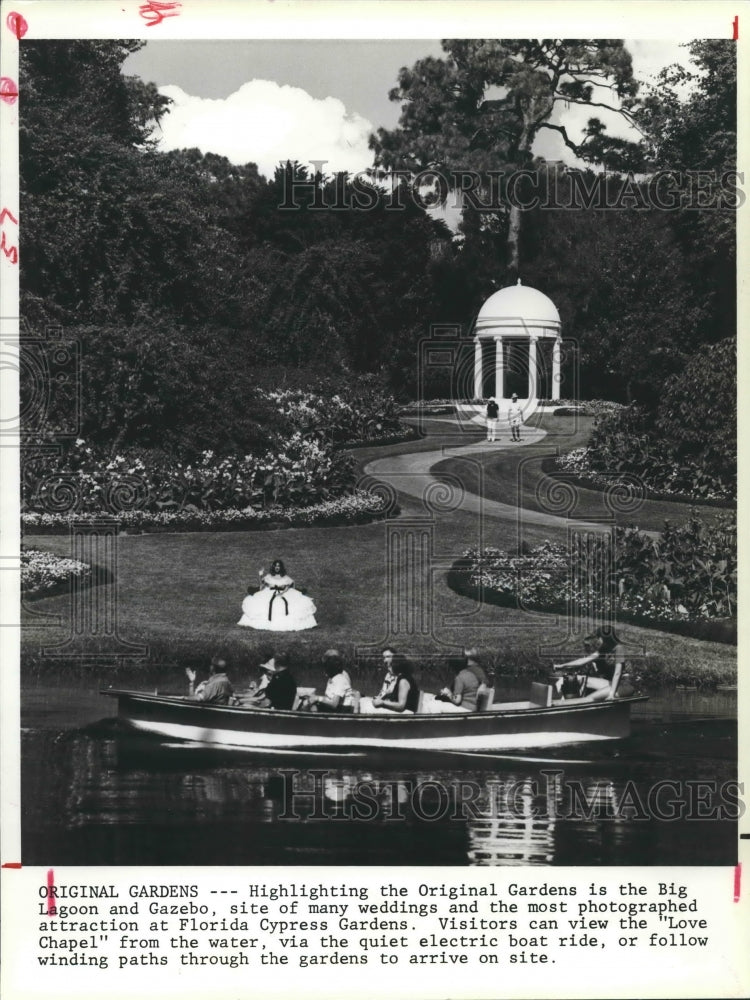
447 557 736 645
398 398 621 419
24 433 357 515
548 399 624 420
399 399 462 416
448 517 737 645
22 382 415 524
21 549 91 598
263 387 405 445
553 448 735 506
345 424 422 448
22 490 396 535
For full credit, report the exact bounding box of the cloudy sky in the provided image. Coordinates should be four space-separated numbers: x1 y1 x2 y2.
124 39 693 178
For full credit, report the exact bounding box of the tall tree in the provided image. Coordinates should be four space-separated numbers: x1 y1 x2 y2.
20 41 255 329
371 39 640 280
634 40 737 346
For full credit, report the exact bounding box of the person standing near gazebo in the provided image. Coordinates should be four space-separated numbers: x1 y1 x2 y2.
507 393 524 442
485 396 500 442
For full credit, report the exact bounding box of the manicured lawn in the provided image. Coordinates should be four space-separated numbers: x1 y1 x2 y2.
432 413 730 532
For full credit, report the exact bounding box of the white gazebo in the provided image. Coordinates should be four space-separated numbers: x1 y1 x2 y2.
473 280 562 403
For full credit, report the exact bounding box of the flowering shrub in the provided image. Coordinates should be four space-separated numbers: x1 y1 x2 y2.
462 514 736 626
22 489 393 534
556 441 734 503
467 542 570 610
23 434 356 515
262 387 404 445
614 515 736 621
21 549 91 597
577 401 736 502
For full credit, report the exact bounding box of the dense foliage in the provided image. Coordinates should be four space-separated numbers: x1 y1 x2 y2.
463 512 736 627
557 339 736 501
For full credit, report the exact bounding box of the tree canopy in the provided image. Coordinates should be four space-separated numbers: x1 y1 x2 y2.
371 39 643 277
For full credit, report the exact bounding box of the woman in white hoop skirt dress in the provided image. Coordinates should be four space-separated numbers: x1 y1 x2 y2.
237 559 317 631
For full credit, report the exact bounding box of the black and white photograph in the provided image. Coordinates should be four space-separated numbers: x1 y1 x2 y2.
1 1 747 997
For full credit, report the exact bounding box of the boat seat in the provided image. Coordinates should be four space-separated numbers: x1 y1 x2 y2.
529 682 554 707
293 686 316 711
476 685 495 711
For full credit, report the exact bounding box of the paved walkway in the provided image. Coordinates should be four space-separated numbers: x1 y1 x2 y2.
363 417 633 535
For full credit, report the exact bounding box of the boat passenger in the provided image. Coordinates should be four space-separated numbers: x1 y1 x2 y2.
463 648 489 687
427 658 477 713
552 630 625 701
234 657 271 705
239 654 297 710
185 655 234 705
366 656 419 714
300 649 353 713
258 654 298 710
375 647 398 699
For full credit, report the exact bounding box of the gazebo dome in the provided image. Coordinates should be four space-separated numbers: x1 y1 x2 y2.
476 280 560 328
471 279 563 403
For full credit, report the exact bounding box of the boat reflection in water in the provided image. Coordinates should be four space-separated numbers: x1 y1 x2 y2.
21 717 737 867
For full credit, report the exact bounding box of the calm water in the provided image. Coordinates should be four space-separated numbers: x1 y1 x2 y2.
20 676 738 867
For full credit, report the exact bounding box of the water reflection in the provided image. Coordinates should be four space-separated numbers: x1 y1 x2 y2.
21 712 738 867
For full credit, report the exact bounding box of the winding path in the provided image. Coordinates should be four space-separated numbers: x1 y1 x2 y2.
363 415 626 535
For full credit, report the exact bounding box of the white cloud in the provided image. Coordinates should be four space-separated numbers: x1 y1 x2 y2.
152 42 695 178
154 80 375 177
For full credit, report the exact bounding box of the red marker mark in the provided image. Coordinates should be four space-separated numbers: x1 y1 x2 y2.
733 16 739 40
1 862 22 869
0 207 18 264
139 0 182 26
0 77 19 104
47 869 55 913
734 863 742 901
6 11 28 39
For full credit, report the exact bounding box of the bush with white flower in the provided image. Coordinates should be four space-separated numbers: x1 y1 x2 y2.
262 386 404 445
22 489 393 534
21 549 91 597
23 432 357 516
461 514 736 626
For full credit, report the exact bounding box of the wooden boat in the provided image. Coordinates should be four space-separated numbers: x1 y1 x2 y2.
102 682 646 753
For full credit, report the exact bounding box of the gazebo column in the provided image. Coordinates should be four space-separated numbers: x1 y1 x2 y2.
473 339 483 399
528 336 538 399
551 337 562 401
494 337 504 400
